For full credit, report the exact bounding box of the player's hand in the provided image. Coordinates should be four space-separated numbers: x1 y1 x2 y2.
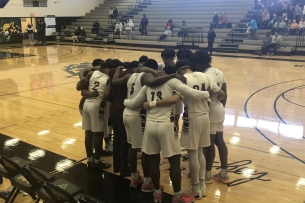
77 78 89 90
117 66 125 70
90 90 99 97
173 74 187 84
206 86 213 97
153 71 166 77
143 102 151 110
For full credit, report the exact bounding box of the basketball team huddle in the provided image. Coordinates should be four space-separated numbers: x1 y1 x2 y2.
76 48 228 203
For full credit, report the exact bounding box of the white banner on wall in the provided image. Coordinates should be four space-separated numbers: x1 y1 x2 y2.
0 0 10 8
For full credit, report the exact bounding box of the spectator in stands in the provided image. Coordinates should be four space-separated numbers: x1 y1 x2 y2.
218 12 227 28
270 31 282 55
268 2 277 17
109 7 114 18
294 4 303 23
113 7 119 19
262 9 271 29
256 9 263 28
212 12 220 28
207 27 216 55
79 27 86 44
72 26 80 43
289 19 299 35
165 18 174 32
139 55 148 66
271 19 280 34
278 18 287 34
284 19 292 35
114 20 123 38
157 26 172 41
27 23 34 45
249 17 258 39
269 13 278 28
92 20 100 34
178 20 188 37
299 18 305 35
125 19 134 40
259 32 272 55
140 14 149 36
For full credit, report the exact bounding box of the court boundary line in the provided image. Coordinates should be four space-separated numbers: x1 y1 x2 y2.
244 79 305 165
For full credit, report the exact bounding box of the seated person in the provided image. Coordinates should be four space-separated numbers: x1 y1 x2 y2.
157 26 171 41
268 14 278 29
261 9 270 29
278 19 287 34
178 20 188 37
284 19 292 35
113 7 119 18
92 20 100 34
212 12 220 28
271 19 280 34
78 27 86 44
108 7 114 18
165 18 174 31
218 12 227 28
114 20 123 37
270 32 282 56
289 20 298 35
299 18 305 35
259 32 272 55
72 26 80 43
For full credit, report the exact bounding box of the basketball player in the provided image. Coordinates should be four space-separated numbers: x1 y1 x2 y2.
124 76 211 203
79 62 112 170
191 50 229 184
158 48 177 71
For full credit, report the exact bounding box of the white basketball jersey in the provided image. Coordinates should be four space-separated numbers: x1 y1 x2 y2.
125 72 145 115
86 71 109 103
146 79 178 122
183 72 219 119
204 67 226 123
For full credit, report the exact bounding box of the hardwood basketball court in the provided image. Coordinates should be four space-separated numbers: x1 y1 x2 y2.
0 44 304 203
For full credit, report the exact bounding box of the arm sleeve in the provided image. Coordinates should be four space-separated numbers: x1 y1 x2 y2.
169 79 210 99
124 86 147 109
206 75 221 93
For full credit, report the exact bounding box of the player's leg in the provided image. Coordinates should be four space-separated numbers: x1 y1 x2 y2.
206 122 217 183
198 147 206 196
187 149 201 199
110 112 121 173
141 152 153 192
213 129 229 184
82 102 94 169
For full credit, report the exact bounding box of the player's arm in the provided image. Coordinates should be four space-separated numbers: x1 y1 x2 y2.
104 78 112 100
206 75 225 101
81 89 98 98
112 66 131 86
221 83 227 107
143 93 182 109
76 71 93 91
135 66 166 76
124 86 147 109
141 73 186 87
170 79 210 99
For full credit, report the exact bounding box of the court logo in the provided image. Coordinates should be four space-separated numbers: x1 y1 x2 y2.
63 62 91 78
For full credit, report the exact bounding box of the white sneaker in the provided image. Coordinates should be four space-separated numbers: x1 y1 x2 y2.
200 180 207 197
192 184 202 200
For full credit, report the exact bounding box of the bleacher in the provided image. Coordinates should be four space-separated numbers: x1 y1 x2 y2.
60 0 300 55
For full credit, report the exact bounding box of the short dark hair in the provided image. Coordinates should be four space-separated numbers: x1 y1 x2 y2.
177 48 193 61
163 66 177 75
161 48 175 59
128 61 139 69
175 59 193 72
143 59 158 70
191 50 212 64
139 55 149 63
103 59 122 69
92 59 103 66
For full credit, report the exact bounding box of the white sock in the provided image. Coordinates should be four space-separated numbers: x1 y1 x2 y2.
87 157 93 163
131 172 138 180
200 179 206 187
94 159 100 164
155 188 162 194
144 177 151 185
174 191 181 199
206 171 212 178
221 168 227 177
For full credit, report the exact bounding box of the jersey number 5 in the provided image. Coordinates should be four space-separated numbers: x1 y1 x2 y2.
151 91 162 101
92 81 100 91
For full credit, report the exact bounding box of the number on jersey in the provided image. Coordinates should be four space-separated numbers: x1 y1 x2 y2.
92 81 100 90
130 83 135 95
193 84 206 91
151 91 163 101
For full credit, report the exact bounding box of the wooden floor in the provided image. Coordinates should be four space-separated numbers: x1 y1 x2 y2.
0 44 305 203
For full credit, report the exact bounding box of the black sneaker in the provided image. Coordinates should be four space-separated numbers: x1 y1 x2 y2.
101 150 113 156
87 161 93 170
93 161 111 170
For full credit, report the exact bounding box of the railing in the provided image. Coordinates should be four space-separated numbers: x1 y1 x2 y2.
296 32 305 49
181 28 204 47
